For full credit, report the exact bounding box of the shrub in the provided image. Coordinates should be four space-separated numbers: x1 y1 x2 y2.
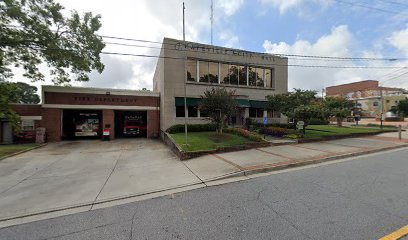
259 127 288 137
252 122 295 129
224 128 263 142
308 118 329 125
285 133 303 139
366 123 397 129
166 123 217 133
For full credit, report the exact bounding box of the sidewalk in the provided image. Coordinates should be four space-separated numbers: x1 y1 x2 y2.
183 132 408 181
0 134 407 228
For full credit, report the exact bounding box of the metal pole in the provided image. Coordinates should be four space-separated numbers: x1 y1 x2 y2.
380 88 383 129
183 2 188 145
211 0 213 45
398 125 402 140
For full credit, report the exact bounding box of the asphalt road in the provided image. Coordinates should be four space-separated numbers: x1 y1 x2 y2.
1 147 408 240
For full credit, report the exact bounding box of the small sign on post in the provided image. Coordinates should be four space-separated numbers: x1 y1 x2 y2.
263 117 268 125
297 121 305 134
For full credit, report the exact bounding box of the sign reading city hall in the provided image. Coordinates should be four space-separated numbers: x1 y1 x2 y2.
174 41 280 62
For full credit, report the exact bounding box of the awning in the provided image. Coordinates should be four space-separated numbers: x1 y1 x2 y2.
175 97 261 108
250 100 268 109
175 97 201 106
236 99 251 108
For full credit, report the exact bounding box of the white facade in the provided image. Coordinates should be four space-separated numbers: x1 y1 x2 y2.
153 38 289 132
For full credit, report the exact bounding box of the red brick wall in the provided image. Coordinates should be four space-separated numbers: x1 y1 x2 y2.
326 80 378 96
11 104 42 116
40 108 62 142
102 110 115 140
44 92 159 107
147 110 160 138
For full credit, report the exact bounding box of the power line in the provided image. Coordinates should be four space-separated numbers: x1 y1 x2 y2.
333 0 403 14
104 41 406 62
5 24 408 62
98 50 407 69
375 0 408 8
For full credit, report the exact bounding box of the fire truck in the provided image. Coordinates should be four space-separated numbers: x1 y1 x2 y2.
123 115 146 137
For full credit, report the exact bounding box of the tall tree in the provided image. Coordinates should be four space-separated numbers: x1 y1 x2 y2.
199 88 238 134
9 82 40 104
266 89 318 126
397 98 408 117
0 81 20 129
323 97 353 126
0 0 105 84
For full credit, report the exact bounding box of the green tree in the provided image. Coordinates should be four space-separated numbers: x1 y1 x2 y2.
0 81 20 130
397 98 408 117
0 0 105 84
266 89 318 127
199 88 238 134
9 82 40 104
323 97 353 126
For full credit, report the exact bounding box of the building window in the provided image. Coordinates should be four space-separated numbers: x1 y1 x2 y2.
199 61 209 83
248 66 256 86
249 108 264 118
22 119 34 131
256 68 264 87
186 59 197 82
220 63 229 84
200 110 209 118
176 106 185 117
239 66 247 86
209 62 219 83
188 106 198 117
265 69 273 88
373 102 379 107
229 65 239 85
386 100 390 103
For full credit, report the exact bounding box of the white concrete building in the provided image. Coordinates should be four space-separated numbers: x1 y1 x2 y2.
153 37 288 133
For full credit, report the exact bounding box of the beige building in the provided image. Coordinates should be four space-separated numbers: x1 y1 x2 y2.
153 37 288 133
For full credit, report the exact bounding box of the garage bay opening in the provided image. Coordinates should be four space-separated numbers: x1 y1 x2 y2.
62 110 102 140
114 111 147 138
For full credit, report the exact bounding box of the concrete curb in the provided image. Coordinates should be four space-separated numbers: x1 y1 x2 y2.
242 144 408 176
1 143 406 226
0 144 47 162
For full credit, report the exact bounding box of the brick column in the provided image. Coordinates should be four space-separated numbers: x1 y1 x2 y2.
102 109 115 140
147 110 160 138
40 108 62 142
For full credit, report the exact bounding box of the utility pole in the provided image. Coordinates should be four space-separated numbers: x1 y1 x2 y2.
380 87 384 129
210 0 213 45
183 2 188 145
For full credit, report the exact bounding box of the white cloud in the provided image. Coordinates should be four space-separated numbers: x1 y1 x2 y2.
219 31 241 48
263 25 374 92
10 0 244 91
260 0 331 14
388 25 408 57
218 0 244 16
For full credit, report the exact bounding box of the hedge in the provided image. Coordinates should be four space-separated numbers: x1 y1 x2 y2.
223 128 263 142
259 127 288 137
166 123 218 134
252 122 295 129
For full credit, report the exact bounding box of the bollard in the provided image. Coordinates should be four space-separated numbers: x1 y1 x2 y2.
398 125 402 140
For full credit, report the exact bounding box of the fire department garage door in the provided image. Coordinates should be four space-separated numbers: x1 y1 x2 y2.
62 110 102 140
114 111 147 138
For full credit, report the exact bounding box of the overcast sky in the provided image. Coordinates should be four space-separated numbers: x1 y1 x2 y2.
12 0 408 93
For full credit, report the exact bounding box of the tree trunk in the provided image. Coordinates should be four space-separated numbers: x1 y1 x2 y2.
336 117 343 127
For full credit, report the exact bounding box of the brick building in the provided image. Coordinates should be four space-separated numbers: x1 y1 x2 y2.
3 86 160 142
326 80 407 118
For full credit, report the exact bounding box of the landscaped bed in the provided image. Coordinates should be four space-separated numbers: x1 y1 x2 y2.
304 125 396 139
0 144 39 159
169 132 257 152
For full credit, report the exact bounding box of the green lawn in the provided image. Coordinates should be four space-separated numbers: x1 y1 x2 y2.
304 125 389 139
170 132 252 152
0 144 39 158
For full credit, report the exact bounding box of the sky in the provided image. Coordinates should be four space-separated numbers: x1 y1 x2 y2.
12 0 408 93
